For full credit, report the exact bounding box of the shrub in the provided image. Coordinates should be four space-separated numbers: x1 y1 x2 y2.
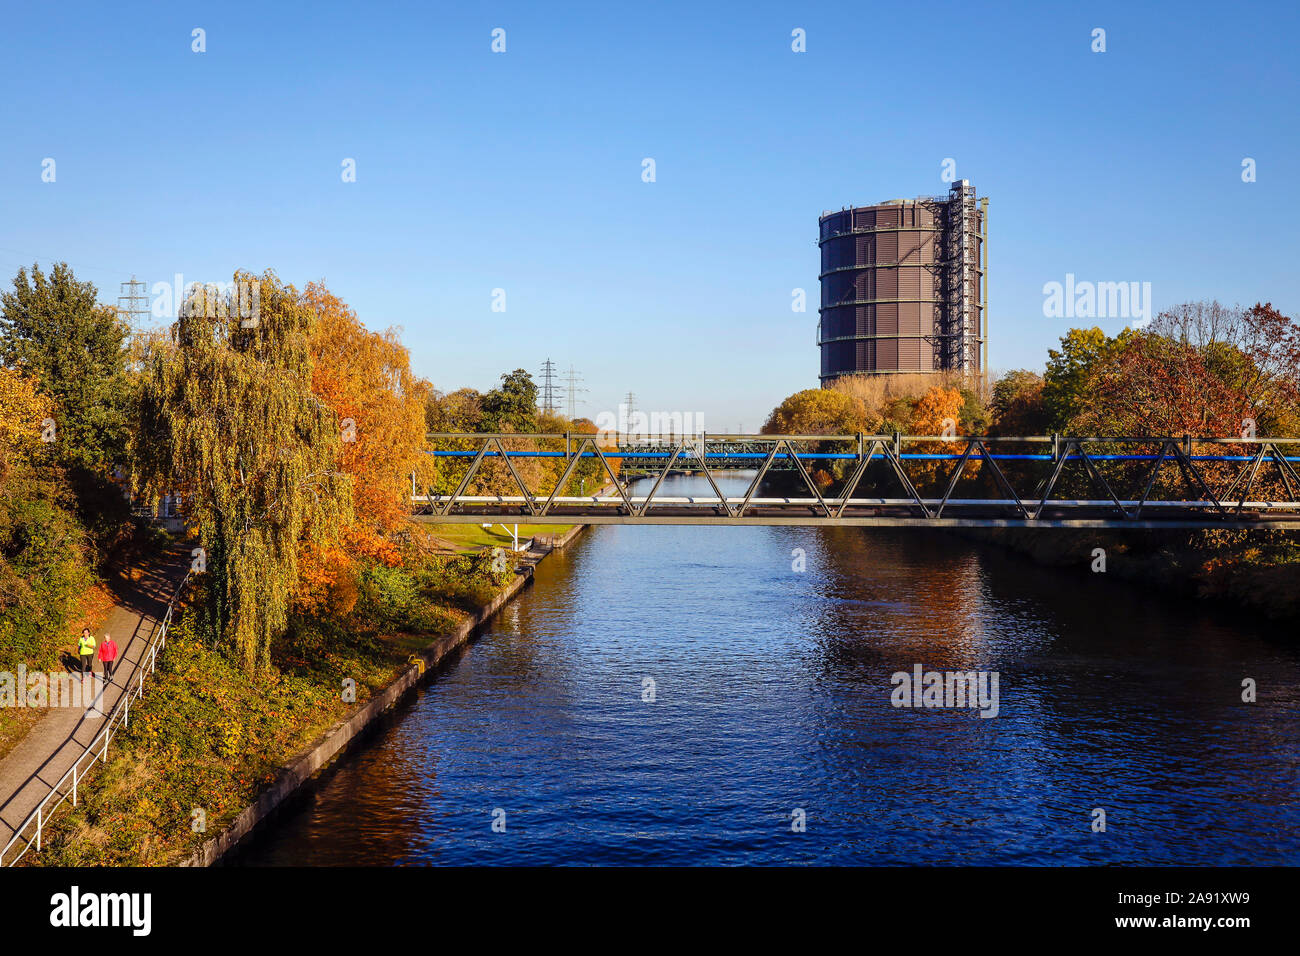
0 472 92 668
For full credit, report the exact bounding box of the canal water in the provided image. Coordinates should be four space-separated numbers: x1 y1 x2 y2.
236 475 1300 865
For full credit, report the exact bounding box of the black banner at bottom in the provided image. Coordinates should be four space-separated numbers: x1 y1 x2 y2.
0 865 1282 942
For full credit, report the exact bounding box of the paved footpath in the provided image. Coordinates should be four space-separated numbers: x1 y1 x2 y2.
0 548 190 862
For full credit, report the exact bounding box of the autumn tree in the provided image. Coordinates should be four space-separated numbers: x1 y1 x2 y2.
294 282 431 609
0 366 51 477
132 270 351 673
303 282 430 538
761 388 872 435
1058 303 1300 499
426 387 483 433
830 371 988 434
759 388 871 489
0 470 91 665
451 370 542 497
1075 334 1238 437
425 374 618 501
1148 301 1300 435
1068 304 1300 439
909 385 966 436
0 366 89 665
990 370 1050 436
905 385 975 490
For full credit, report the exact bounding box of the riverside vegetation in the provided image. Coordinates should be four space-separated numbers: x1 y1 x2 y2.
0 263 608 864
761 301 1300 621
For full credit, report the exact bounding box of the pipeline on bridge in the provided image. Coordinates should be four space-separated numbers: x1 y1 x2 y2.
413 432 1300 529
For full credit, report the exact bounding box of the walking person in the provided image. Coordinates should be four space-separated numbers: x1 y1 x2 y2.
77 628 96 675
98 632 119 683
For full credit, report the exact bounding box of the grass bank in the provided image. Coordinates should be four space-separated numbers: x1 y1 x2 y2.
423 521 574 553
28 549 515 866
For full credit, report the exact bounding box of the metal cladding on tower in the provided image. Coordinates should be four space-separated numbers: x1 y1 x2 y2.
817 181 987 380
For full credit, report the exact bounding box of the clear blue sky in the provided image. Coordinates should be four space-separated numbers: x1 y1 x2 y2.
2 1 1297 430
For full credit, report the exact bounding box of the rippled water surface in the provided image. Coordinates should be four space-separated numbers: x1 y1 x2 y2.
237 475 1300 865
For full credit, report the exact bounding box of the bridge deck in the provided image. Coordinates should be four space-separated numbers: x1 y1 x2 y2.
415 504 1300 529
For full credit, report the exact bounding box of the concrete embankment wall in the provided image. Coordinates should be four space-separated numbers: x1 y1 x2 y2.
180 520 590 867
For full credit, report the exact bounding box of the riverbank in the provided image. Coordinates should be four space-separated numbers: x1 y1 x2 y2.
24 523 588 866
182 523 587 866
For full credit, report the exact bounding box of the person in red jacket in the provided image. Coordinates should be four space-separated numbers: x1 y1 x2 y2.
97 633 119 682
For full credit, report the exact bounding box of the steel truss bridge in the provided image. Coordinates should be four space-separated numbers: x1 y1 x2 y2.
415 433 1300 529
616 438 801 473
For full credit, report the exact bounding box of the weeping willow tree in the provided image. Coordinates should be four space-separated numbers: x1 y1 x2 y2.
132 270 352 673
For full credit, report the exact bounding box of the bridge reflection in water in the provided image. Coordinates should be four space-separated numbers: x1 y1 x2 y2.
416 433 1300 529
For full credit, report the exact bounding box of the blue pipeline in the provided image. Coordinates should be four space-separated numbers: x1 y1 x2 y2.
428 451 1300 463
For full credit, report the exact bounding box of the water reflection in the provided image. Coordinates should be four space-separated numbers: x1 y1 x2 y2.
234 475 1300 866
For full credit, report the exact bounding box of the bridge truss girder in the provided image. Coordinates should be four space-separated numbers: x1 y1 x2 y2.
415 433 1300 530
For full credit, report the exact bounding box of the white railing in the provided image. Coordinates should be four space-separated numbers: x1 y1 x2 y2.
0 570 191 867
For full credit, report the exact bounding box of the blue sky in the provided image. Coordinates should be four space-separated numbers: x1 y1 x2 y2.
2 1 1297 429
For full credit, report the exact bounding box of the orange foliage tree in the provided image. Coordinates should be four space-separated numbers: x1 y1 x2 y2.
297 282 432 610
907 385 978 492
909 385 965 436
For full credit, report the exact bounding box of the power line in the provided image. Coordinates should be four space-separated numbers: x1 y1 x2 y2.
0 245 139 278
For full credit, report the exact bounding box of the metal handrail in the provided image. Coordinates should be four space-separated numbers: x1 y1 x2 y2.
0 570 191 867
427 432 1300 445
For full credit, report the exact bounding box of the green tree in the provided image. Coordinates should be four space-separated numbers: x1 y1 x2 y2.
1041 327 1132 431
479 369 538 433
957 387 990 434
132 270 351 673
0 262 130 472
0 471 92 668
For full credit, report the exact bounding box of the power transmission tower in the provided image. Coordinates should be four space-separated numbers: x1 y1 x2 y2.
117 275 151 334
624 391 638 438
539 358 559 415
563 365 588 421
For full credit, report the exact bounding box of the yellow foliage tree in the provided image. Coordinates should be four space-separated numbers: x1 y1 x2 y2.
0 366 51 476
760 388 874 489
761 388 873 435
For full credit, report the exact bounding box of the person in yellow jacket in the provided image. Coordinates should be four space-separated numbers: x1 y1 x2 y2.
77 628 96 675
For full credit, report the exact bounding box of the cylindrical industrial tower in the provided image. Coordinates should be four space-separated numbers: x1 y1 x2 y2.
817 181 985 381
